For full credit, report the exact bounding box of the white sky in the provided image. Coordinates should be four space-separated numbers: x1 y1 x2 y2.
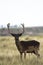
0 0 43 27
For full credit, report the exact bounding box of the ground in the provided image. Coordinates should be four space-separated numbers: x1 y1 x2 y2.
0 36 43 65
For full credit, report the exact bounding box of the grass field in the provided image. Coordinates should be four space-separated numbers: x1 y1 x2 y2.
0 36 43 65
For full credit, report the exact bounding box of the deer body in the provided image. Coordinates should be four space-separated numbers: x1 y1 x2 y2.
7 23 40 59
11 33 40 59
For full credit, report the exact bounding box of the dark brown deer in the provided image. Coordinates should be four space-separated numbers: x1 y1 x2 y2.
7 23 40 59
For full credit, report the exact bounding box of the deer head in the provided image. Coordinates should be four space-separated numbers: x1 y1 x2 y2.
7 23 24 39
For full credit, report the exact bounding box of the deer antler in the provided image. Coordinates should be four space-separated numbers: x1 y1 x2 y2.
21 23 24 34
7 23 25 36
17 24 24 34
7 23 10 33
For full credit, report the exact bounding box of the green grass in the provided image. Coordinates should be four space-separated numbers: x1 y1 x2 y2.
0 36 43 65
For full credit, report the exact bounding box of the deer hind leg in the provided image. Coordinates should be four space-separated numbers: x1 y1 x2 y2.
24 51 26 59
34 50 40 57
20 52 23 60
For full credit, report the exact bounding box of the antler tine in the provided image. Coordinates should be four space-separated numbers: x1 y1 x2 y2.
21 23 24 34
7 23 10 33
7 23 10 28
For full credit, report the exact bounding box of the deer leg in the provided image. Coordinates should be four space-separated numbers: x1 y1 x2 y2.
34 50 40 64
20 52 22 60
34 50 40 57
24 52 26 59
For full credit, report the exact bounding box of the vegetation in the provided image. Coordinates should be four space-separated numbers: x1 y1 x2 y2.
0 36 43 65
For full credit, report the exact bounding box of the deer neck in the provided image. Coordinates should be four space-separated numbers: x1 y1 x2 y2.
15 37 22 52
15 38 19 44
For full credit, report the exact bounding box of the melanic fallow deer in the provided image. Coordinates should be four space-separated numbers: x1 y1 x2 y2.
7 23 40 59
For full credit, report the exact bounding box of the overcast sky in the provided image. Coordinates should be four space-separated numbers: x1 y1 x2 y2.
0 0 43 27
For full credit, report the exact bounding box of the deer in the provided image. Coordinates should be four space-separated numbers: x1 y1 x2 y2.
7 23 40 60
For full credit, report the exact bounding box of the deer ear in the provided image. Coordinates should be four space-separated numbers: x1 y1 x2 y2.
18 33 22 36
10 33 15 37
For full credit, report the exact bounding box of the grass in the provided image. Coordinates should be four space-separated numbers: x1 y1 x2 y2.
0 36 43 65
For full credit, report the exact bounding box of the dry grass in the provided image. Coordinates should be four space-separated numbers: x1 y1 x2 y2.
0 36 43 65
